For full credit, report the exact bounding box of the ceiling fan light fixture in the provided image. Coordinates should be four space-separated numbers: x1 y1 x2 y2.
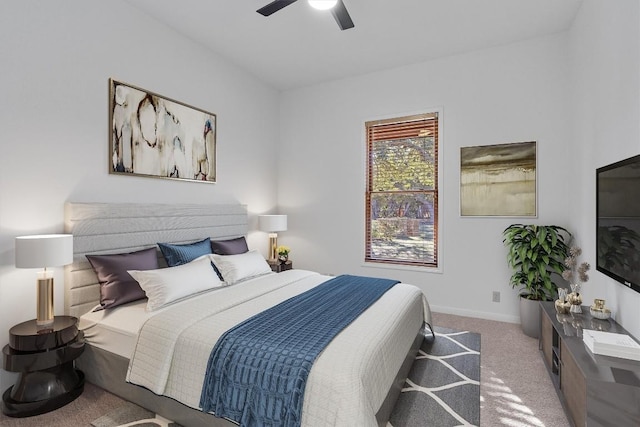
308 0 338 11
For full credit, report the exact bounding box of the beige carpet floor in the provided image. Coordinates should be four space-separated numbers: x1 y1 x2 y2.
0 312 569 427
433 312 569 427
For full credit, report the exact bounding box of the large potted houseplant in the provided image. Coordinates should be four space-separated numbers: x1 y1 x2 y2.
503 224 571 338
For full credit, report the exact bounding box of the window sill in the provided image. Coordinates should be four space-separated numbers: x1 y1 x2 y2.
361 261 442 274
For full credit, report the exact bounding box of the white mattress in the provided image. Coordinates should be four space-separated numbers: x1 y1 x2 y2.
79 299 152 358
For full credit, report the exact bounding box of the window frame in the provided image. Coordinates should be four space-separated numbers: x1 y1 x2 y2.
363 110 442 270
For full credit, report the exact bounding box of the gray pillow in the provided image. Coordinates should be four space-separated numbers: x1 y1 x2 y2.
86 247 159 311
210 236 249 255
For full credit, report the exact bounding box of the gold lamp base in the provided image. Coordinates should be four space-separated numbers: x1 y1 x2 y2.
36 274 54 327
268 233 278 262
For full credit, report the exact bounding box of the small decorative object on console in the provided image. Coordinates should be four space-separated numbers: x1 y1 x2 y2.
568 284 583 313
555 288 570 314
589 298 611 320
562 246 590 314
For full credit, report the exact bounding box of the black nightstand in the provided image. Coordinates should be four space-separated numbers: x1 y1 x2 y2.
269 260 292 273
2 316 85 417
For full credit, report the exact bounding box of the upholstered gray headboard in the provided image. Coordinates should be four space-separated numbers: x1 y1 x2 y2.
64 202 248 318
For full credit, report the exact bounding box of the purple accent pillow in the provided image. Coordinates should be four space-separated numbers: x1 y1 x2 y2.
86 247 159 311
210 237 249 255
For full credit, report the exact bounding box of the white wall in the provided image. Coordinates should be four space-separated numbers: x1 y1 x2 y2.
568 0 640 338
0 0 279 392
278 34 573 323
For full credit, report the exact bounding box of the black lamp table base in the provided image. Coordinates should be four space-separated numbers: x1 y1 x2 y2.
2 368 85 417
2 316 85 417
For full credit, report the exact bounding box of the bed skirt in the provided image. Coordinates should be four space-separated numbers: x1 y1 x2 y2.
76 327 424 427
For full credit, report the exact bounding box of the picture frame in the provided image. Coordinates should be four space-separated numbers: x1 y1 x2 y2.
109 79 216 183
460 141 537 217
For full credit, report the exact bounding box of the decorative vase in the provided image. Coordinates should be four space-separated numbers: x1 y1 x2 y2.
555 288 570 314
558 288 568 301
589 298 611 320
567 283 582 314
277 254 288 264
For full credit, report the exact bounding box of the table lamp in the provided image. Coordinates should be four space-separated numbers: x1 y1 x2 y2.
15 234 73 327
258 215 287 261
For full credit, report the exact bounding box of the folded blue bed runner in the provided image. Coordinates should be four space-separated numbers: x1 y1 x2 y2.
199 274 400 427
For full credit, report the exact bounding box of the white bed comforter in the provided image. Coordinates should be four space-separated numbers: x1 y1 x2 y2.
126 270 429 426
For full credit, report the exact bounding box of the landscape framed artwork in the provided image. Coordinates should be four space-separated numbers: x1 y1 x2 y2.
109 79 216 183
460 141 537 217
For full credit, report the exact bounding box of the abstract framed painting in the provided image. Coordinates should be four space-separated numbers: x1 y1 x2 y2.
460 141 537 217
109 79 216 183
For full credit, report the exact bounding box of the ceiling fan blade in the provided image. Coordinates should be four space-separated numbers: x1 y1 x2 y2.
331 0 354 30
257 0 298 17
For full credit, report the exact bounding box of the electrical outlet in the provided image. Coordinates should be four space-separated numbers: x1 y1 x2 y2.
492 291 500 303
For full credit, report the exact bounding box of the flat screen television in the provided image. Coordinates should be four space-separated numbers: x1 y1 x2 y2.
596 154 640 294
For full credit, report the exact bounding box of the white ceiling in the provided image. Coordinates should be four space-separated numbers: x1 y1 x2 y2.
126 0 584 91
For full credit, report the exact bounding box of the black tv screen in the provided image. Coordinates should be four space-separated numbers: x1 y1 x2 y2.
596 154 640 294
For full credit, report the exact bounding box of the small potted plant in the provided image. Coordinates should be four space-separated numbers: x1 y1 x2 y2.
276 245 290 264
503 224 571 338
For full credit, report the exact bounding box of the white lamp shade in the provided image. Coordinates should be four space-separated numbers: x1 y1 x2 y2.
308 0 338 10
258 215 288 232
15 234 74 268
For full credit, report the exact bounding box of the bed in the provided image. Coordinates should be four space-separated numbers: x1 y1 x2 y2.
63 202 432 427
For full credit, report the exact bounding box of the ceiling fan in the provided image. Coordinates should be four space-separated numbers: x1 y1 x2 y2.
257 0 355 31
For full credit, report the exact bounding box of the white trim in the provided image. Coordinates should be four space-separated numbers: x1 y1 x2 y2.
361 262 442 275
432 304 520 324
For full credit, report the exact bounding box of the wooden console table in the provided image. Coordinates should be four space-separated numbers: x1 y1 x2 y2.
539 301 640 426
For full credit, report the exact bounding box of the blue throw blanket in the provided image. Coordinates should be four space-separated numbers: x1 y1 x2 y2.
199 274 400 427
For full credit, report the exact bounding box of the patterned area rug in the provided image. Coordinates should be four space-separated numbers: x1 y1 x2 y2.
389 326 481 427
91 326 480 427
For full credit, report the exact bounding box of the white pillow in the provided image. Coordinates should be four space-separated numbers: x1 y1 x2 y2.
128 255 224 311
210 250 273 285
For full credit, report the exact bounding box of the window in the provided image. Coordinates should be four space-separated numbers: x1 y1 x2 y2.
365 113 439 267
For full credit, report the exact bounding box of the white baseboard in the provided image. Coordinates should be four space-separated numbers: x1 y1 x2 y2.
430 304 520 324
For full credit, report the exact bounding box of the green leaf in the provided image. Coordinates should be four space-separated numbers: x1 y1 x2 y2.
541 241 550 253
537 227 547 242
520 247 528 261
